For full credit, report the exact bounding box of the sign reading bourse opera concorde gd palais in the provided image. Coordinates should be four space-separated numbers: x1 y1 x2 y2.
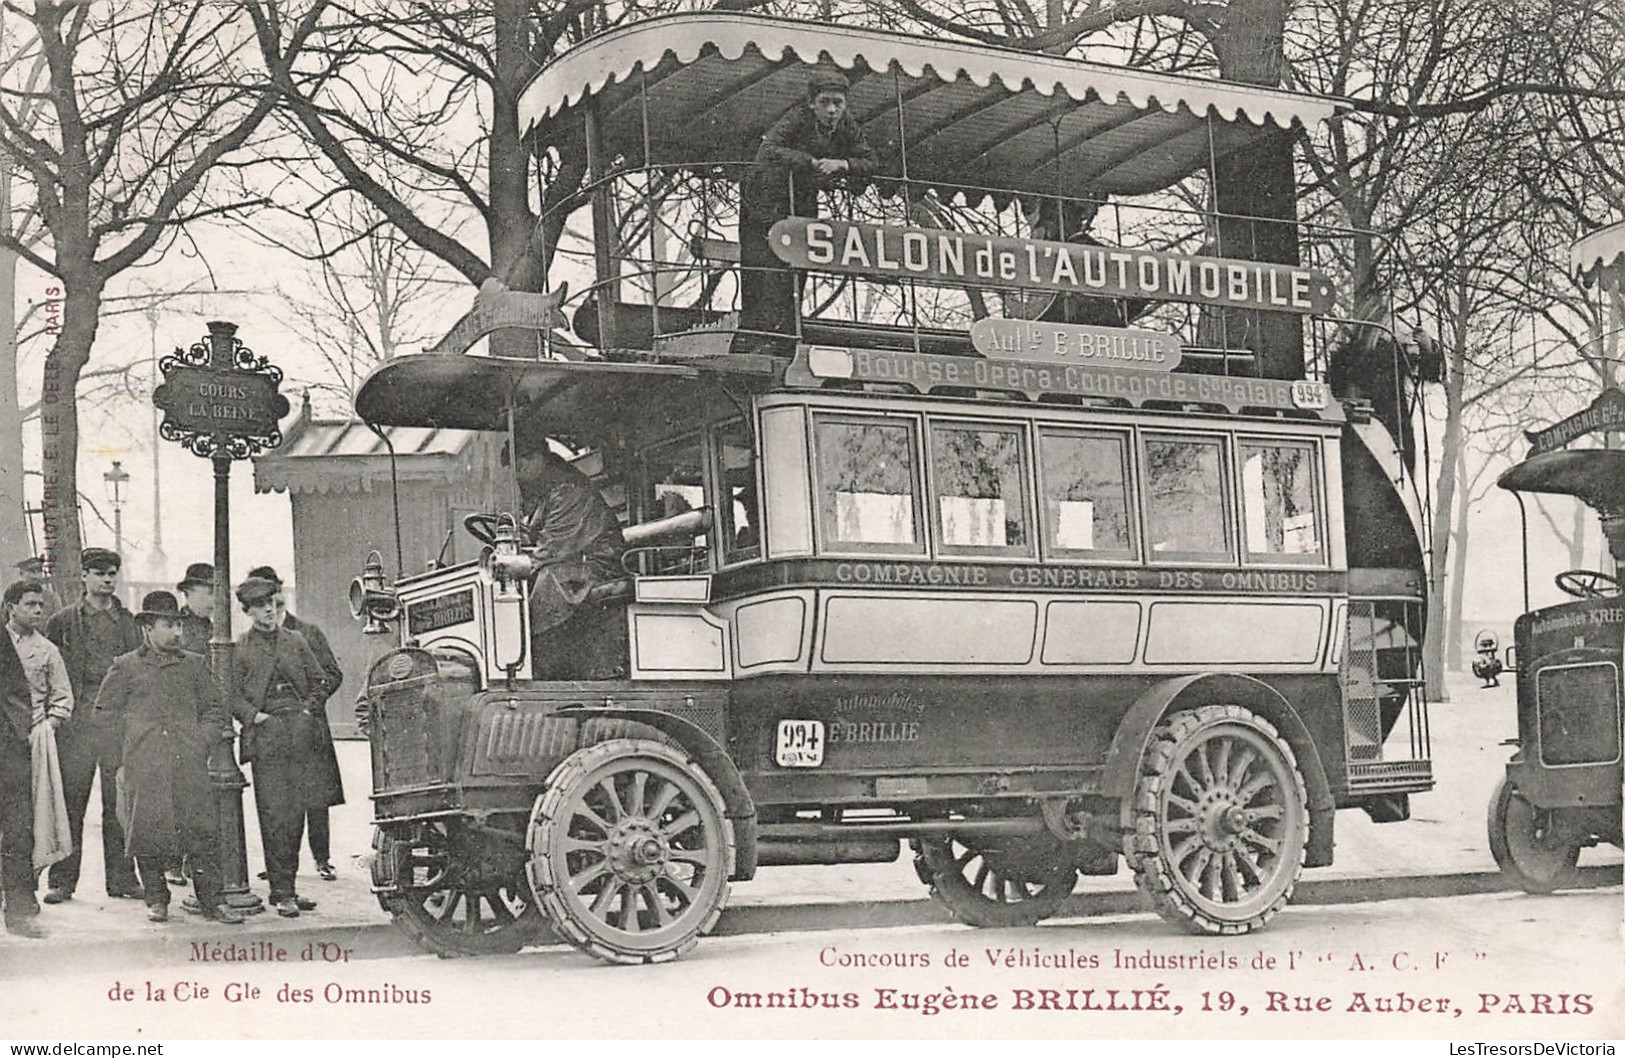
769 217 1338 315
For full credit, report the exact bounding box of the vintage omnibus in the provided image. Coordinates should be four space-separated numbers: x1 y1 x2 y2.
349 14 1434 965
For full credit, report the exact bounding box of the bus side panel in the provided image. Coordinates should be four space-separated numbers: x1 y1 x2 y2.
730 672 1343 807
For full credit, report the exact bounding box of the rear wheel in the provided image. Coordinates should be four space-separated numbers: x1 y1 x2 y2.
1488 778 1583 894
1123 705 1308 935
528 739 733 965
913 836 1077 928
376 821 547 958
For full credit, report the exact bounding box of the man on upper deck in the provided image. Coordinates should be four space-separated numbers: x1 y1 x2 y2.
736 69 881 355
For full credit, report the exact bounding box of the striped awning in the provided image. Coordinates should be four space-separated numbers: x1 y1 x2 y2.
520 14 1348 200
1572 220 1625 292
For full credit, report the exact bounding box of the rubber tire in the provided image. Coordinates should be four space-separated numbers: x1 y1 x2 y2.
375 824 547 959
1123 704 1309 936
1487 777 1582 894
914 836 1077 928
527 738 733 965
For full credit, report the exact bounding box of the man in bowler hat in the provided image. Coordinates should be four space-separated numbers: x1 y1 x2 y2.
44 547 143 902
175 563 216 659
245 566 344 880
95 592 243 923
229 576 326 917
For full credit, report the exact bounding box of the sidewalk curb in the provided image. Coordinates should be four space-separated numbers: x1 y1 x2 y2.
9 864 1617 969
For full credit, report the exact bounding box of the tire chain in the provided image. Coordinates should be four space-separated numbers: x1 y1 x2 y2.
1122 704 1307 936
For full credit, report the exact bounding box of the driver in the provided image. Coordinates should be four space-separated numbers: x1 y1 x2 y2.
513 446 628 679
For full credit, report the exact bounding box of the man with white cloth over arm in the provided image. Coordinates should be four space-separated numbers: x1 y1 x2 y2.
4 580 73 881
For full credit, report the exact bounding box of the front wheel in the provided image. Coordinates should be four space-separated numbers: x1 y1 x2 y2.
527 739 733 965
1123 705 1309 935
1487 778 1583 894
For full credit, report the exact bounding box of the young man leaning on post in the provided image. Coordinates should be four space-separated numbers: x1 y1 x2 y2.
95 591 244 924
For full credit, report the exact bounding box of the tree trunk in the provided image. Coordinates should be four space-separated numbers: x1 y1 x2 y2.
1205 0 1303 381
487 0 543 358
1422 273 1469 702
0 159 31 570
1445 446 1470 672
39 281 102 594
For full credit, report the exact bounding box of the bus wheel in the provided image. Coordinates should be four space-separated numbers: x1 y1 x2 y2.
913 836 1078 928
528 739 734 965
1124 705 1308 935
1487 778 1582 894
377 821 547 958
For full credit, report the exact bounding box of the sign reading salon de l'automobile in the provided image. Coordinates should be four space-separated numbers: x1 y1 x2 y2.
769 217 1338 315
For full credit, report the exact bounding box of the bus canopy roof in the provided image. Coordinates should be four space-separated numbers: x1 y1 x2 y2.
353 353 774 442
1498 449 1625 510
519 13 1348 200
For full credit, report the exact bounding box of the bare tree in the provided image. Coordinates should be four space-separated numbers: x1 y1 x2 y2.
0 2 322 589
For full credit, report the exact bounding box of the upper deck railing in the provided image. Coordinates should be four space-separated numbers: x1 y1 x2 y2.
531 161 1395 388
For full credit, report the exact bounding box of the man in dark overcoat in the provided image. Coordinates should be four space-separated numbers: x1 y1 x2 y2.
246 565 344 881
175 562 215 659
95 592 243 924
228 576 327 918
736 69 881 353
44 547 144 902
0 614 42 937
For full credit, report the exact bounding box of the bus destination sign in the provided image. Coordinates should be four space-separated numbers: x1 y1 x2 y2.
969 318 1182 371
791 345 1334 417
770 218 1338 315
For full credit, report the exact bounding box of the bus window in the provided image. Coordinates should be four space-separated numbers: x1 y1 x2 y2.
641 433 709 570
929 422 1032 557
1143 434 1232 563
716 418 761 563
814 416 925 554
1038 429 1134 560
1240 440 1323 562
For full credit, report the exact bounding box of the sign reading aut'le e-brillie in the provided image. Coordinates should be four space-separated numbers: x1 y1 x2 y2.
769 218 1337 315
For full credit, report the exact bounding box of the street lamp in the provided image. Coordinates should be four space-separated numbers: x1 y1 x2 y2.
102 460 130 558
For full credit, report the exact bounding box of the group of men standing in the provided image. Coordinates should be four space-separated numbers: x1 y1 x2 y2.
0 549 344 937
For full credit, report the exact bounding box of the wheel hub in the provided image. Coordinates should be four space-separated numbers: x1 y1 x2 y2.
1196 787 1249 850
606 819 668 882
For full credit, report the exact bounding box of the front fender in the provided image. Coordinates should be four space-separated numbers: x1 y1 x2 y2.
553 704 759 881
1099 673 1336 868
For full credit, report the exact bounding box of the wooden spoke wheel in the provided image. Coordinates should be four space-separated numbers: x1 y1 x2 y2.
1488 778 1583 894
376 822 546 958
1124 705 1309 935
914 836 1078 928
527 739 733 965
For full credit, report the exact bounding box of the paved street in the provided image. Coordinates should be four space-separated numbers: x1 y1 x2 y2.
1 673 1619 1039
4 889 1619 1039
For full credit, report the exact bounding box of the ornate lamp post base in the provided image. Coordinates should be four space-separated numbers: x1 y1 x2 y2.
209 743 265 913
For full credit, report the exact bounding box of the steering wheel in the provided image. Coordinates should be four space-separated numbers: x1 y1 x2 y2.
463 513 531 548
1555 569 1622 600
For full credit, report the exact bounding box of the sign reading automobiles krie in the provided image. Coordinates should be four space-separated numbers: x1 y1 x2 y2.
770 218 1338 314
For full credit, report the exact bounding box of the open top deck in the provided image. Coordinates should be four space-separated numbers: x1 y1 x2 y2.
520 14 1347 200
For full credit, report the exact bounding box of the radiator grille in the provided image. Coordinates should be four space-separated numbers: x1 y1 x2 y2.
1537 663 1622 766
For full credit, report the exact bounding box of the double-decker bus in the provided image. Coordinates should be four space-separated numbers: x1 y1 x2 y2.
350 14 1434 965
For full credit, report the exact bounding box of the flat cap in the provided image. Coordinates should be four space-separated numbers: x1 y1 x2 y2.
235 576 279 607
81 547 121 572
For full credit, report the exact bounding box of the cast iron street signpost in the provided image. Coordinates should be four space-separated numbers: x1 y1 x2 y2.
152 320 289 913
